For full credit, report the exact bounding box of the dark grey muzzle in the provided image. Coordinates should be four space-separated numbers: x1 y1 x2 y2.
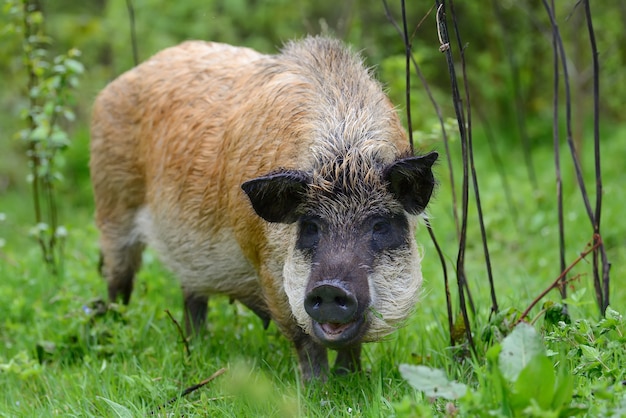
304 281 358 324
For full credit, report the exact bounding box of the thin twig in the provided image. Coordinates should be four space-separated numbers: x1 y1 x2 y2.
151 367 228 414
165 309 190 357
548 0 567 302
529 275 583 326
435 0 476 353
582 0 610 315
381 0 414 155
411 4 435 42
126 0 139 66
382 1 458 344
541 1 595 226
447 0 488 317
401 0 414 154
516 235 602 325
542 0 609 315
408 52 459 239
426 221 454 347
382 1 459 238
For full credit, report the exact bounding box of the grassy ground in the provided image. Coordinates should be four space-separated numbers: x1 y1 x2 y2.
0 123 624 416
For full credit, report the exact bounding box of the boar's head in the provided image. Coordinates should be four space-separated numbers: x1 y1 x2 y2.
242 150 438 349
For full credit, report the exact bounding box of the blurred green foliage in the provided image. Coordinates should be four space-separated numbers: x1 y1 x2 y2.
0 3 624 414
1 1 623 163
0 1 622 288
1 0 622 291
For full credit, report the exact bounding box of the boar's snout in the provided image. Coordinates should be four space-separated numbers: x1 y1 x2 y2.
304 280 365 348
304 281 357 324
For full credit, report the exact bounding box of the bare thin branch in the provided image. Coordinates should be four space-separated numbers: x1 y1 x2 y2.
541 1 594 225
165 309 191 357
516 235 602 325
383 0 460 237
542 0 609 315
401 0 414 154
126 0 139 66
426 221 454 347
549 0 567 301
435 0 476 352
583 0 610 314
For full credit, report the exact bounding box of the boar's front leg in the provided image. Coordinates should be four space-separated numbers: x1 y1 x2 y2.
236 295 272 330
334 344 362 375
294 331 329 381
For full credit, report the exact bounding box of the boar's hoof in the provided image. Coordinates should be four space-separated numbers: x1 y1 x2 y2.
304 282 364 348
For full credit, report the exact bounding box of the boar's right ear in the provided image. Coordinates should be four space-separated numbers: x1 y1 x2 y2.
383 151 438 215
241 171 310 223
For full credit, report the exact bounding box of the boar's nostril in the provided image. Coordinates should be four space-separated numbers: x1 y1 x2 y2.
304 283 357 324
311 296 323 309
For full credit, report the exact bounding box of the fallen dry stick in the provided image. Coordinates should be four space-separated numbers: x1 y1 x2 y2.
152 367 228 414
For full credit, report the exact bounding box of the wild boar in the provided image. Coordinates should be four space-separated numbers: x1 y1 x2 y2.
90 35 437 380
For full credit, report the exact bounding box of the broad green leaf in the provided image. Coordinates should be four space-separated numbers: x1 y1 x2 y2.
399 364 467 400
579 344 600 361
499 322 545 383
64 58 84 74
598 307 623 332
29 125 48 142
512 354 555 411
562 287 588 306
604 306 622 321
50 130 70 148
552 366 574 410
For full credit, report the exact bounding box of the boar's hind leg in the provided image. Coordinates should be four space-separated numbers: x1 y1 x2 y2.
334 344 362 375
99 228 144 305
183 291 209 336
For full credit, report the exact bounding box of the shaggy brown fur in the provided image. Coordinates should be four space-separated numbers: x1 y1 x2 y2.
90 36 436 381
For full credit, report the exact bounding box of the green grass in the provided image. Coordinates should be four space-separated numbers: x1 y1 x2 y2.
0 126 624 416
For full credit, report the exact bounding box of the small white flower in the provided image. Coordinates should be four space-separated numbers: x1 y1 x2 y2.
55 226 68 238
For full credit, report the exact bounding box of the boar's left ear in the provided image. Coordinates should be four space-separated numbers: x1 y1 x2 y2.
241 170 310 223
383 151 438 215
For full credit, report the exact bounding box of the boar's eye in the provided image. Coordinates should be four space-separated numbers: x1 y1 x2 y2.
369 215 408 252
297 218 321 250
372 220 390 235
303 221 318 235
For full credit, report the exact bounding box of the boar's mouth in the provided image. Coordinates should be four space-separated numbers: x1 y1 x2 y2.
304 280 369 348
311 315 367 349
